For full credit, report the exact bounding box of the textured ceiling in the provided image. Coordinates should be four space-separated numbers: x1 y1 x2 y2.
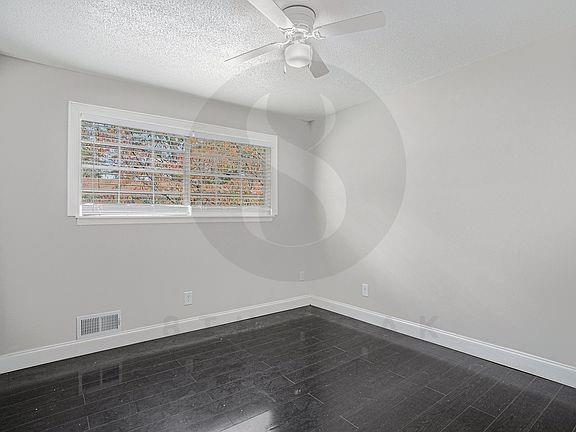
1 0 576 119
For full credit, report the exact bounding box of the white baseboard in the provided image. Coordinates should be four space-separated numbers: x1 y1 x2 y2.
3 294 574 389
0 295 312 374
310 296 576 389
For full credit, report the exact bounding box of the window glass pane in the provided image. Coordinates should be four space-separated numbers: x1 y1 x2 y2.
201 196 219 206
79 119 273 217
119 128 186 151
120 148 153 169
82 193 117 205
189 175 203 196
242 179 265 196
83 169 119 191
200 176 218 195
82 123 120 145
201 176 242 195
155 173 183 193
190 195 202 207
119 171 153 193
119 193 153 204
219 196 242 207
241 160 265 178
82 144 119 166
240 143 267 160
192 156 240 176
220 177 242 195
81 144 94 165
155 151 184 171
155 194 183 205
242 196 266 207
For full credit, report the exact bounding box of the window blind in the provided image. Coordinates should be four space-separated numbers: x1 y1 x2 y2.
80 120 272 217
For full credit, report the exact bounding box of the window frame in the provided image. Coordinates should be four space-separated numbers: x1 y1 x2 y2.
67 102 278 225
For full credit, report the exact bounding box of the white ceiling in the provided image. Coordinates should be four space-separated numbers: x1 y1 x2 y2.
1 0 576 119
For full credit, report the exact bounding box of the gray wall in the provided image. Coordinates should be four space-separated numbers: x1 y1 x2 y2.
0 55 316 355
310 28 576 367
2 25 576 370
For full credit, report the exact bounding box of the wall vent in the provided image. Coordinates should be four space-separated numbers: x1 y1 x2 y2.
76 311 121 339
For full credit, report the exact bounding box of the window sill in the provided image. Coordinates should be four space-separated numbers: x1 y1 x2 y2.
75 215 275 226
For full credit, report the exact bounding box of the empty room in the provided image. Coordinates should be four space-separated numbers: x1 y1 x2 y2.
1 1 576 431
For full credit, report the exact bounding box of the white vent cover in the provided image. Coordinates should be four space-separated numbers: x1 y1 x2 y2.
76 311 121 339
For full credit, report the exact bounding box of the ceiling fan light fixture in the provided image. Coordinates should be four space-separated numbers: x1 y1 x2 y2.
284 42 312 68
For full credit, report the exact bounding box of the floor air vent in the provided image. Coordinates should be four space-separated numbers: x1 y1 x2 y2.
77 311 121 339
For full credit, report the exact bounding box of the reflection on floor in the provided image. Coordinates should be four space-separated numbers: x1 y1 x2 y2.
1 307 575 432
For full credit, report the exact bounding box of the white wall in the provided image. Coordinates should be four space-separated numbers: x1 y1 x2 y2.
310 28 576 368
0 55 316 355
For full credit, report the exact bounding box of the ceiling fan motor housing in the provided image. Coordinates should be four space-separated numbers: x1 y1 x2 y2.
283 5 316 33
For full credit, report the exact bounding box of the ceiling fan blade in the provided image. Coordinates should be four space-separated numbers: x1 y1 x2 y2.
309 45 329 78
225 42 284 65
247 0 293 29
315 11 385 38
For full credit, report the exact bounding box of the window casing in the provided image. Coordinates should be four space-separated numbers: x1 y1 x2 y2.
68 102 278 224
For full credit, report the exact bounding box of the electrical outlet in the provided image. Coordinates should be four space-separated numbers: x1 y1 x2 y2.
299 270 305 281
361 283 369 297
184 291 193 306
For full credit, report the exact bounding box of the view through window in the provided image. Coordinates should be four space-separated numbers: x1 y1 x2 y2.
77 118 275 219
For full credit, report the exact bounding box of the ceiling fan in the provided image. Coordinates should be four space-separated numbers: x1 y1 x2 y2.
225 0 386 78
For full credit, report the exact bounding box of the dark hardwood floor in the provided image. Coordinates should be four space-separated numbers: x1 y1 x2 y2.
1 307 575 432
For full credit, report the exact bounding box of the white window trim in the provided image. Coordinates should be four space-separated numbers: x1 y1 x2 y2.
67 102 278 225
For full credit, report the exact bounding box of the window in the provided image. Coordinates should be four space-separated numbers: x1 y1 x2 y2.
68 102 277 224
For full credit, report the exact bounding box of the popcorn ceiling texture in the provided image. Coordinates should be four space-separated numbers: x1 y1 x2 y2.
1 0 576 119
